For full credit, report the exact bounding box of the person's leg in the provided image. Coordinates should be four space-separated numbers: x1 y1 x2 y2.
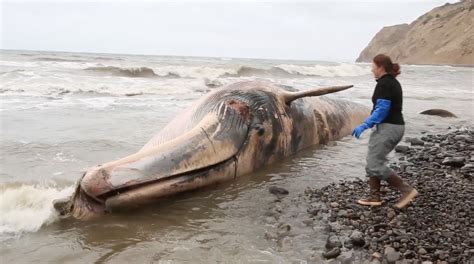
376 124 417 208
387 172 418 209
358 124 417 208
357 176 382 206
357 126 384 206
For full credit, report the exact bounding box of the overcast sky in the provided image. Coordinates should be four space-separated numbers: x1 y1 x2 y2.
1 0 458 62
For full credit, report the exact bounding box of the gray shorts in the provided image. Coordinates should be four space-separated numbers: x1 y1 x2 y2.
365 123 405 180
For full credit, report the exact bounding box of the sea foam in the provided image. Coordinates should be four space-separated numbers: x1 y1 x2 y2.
0 184 73 239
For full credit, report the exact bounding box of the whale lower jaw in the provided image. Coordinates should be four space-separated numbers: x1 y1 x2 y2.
60 157 237 219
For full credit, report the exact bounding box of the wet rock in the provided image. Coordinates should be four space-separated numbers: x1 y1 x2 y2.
434 249 448 260
349 230 365 247
264 231 278 240
371 252 383 261
277 236 292 250
384 246 400 263
387 209 397 219
343 239 354 249
307 207 319 216
337 210 348 217
308 251 325 263
418 247 427 255
277 223 291 236
322 247 341 259
405 137 424 146
339 251 354 264
326 235 342 249
442 157 465 167
454 135 471 142
269 186 289 195
302 218 313 226
395 145 410 153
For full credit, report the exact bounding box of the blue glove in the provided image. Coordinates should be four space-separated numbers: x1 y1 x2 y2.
352 123 369 139
364 99 392 128
352 99 391 139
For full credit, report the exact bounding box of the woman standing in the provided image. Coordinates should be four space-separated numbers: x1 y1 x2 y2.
352 54 418 209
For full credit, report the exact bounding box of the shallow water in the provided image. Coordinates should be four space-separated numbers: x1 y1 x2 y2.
0 50 472 263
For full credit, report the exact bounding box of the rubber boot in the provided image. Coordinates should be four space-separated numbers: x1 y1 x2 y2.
387 173 418 209
357 176 382 206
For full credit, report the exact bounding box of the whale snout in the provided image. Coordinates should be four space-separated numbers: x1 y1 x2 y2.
80 166 114 202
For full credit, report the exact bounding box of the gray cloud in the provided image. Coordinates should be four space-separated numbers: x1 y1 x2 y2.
1 1 458 61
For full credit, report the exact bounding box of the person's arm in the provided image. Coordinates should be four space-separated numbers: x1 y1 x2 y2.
363 99 391 128
352 83 392 139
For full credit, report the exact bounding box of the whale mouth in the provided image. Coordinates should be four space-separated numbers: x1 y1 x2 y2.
60 99 252 218
54 154 237 219
100 154 238 210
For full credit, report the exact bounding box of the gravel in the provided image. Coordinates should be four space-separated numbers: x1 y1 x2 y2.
304 128 473 263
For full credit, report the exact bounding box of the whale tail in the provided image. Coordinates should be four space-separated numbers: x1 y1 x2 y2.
281 85 353 105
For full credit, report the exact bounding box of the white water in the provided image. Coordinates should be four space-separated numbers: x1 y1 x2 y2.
0 184 73 238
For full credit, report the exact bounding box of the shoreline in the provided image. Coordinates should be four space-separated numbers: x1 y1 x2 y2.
305 128 473 263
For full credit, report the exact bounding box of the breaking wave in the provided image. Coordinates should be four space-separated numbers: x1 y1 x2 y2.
275 63 370 77
221 63 369 78
82 63 368 79
0 184 74 239
84 66 181 78
34 57 84 62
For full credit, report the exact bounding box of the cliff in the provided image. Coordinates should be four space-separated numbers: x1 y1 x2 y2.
356 0 473 66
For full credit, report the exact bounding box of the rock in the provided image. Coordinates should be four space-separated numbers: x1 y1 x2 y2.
387 209 397 219
406 137 425 146
330 202 339 208
442 157 465 167
395 145 410 153
277 237 292 250
277 223 291 236
325 235 342 249
384 246 400 264
339 251 354 264
264 231 278 240
454 135 471 142
394 260 409 264
322 247 341 259
349 230 365 247
307 207 319 216
372 252 383 260
337 210 348 217
269 186 289 195
434 249 448 260
308 251 325 263
460 163 474 172
418 247 427 255
343 239 354 249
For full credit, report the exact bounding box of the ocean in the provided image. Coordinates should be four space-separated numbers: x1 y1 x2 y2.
0 50 472 263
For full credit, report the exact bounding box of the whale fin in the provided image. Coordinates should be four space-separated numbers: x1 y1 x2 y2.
282 85 353 105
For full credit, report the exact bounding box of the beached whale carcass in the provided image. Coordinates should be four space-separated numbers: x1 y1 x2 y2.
54 81 369 219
